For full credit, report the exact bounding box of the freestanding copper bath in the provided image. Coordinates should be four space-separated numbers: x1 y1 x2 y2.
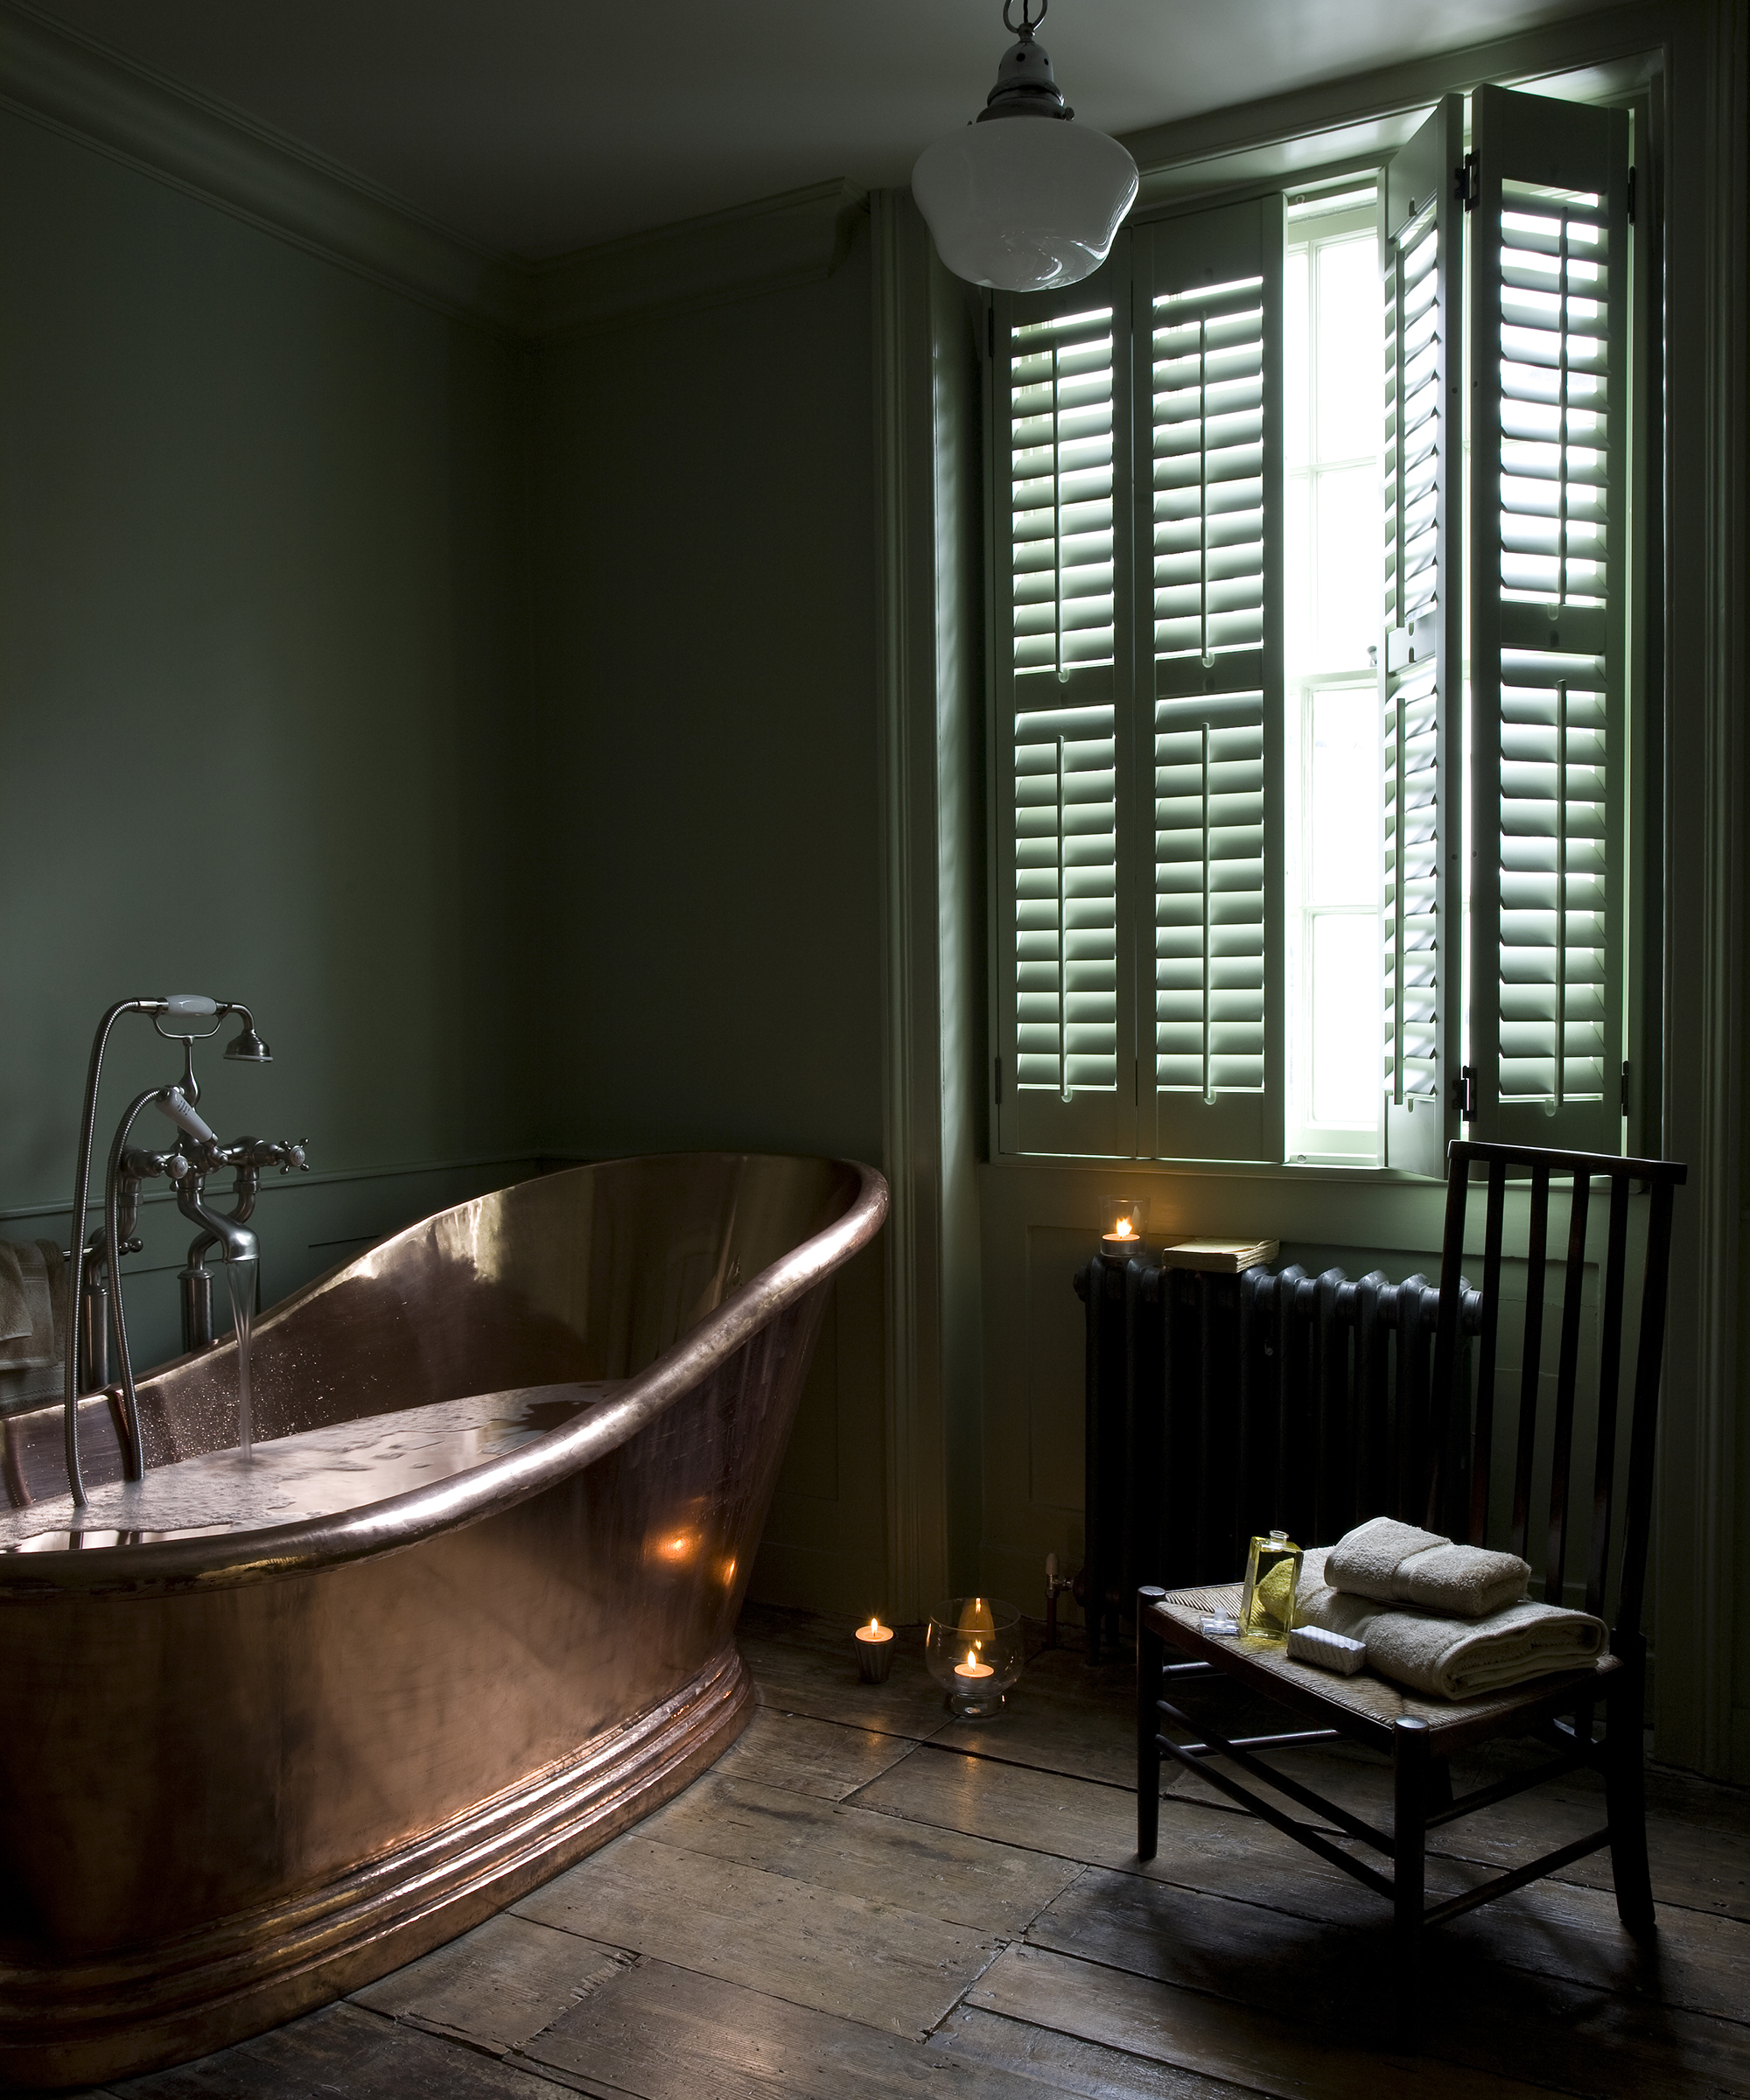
0 1151 886 2089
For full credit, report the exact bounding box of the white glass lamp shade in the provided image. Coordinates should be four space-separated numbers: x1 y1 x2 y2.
913 117 1138 292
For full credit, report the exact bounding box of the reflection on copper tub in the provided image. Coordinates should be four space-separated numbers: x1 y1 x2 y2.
0 1152 886 2089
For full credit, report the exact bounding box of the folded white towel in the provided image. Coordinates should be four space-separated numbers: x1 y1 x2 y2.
1296 1549 1605 1701
1325 1514 1531 1620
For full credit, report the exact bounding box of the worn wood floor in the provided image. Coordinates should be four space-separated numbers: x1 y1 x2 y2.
69 1606 1750 2099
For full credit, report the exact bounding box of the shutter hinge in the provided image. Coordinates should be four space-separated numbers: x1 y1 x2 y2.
1627 166 1637 221
994 1054 1004 1105
1457 152 1479 213
1452 1065 1477 1121
1620 1060 1631 1116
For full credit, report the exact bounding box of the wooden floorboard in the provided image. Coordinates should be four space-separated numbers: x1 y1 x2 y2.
108 2002 575 2098
508 1956 1076 2099
512 1831 1004 2040
928 2007 1265 2099
351 1914 634 2056
60 1606 1750 2100
710 1703 919 1801
633 1769 1084 1936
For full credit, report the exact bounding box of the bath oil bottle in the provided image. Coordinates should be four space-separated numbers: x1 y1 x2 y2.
1238 1530 1302 1648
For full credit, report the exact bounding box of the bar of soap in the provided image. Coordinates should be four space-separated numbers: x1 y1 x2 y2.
1288 1624 1367 1675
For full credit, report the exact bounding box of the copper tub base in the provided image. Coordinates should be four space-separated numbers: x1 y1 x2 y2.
0 1648 752 2090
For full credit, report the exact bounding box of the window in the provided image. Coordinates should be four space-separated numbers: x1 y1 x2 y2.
989 83 1642 1170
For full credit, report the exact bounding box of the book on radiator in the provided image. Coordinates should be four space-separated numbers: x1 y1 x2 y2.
1161 1236 1278 1274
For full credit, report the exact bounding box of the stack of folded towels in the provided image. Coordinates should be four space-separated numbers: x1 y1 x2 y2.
1292 1516 1606 1700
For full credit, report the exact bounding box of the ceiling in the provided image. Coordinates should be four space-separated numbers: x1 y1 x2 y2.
24 0 1603 259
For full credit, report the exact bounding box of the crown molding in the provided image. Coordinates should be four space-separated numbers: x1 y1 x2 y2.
0 0 529 329
1120 0 1670 208
523 179 869 341
0 1 866 340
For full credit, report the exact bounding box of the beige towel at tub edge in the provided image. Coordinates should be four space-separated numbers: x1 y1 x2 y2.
0 1239 60 1368
0 1242 66 1412
1295 1549 1607 1701
1326 1513 1531 1620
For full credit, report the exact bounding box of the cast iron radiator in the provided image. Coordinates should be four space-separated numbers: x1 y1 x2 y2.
1071 1256 1483 1662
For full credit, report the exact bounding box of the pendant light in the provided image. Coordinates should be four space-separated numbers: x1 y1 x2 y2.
911 0 1138 294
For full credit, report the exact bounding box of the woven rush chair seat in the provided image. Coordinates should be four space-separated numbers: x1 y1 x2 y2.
1136 1137 1686 1943
1150 1580 1616 1752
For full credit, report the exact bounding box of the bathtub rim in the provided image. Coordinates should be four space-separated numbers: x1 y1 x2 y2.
1 1150 886 1602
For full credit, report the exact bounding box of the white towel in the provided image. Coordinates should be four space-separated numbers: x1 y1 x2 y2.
1325 1514 1531 1620
1296 1548 1606 1701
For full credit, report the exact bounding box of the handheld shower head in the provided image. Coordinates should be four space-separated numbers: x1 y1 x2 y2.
223 1010 271 1062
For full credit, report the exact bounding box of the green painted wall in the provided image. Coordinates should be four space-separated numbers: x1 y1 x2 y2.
523 220 893 1614
0 109 537 1364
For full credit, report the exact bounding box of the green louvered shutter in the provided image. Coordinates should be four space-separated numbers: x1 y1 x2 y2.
1469 85 1631 1152
992 246 1138 1157
1382 98 1465 1175
1136 199 1284 1162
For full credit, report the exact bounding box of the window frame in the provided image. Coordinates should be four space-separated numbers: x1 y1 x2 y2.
982 74 1657 1179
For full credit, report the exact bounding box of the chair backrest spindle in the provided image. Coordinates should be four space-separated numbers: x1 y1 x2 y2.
1466 1159 1508 1545
1614 1175 1678 1639
1509 1164 1552 1563
1545 1172 1592 1606
1584 1174 1633 1618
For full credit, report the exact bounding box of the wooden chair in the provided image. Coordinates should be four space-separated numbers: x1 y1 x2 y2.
1136 1137 1686 1942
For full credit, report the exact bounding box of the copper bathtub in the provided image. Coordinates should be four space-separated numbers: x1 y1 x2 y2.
0 1151 886 2089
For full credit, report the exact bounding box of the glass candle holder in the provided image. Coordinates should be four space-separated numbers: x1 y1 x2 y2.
926 1596 1024 1718
854 1616 895 1684
1238 1530 1303 1648
1101 1195 1149 1261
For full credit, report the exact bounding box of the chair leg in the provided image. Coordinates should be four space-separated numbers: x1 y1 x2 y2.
1137 1587 1165 1861
1606 1631 1656 1937
1393 1717 1430 1944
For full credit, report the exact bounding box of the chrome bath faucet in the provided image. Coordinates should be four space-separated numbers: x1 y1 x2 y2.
64 996 309 1505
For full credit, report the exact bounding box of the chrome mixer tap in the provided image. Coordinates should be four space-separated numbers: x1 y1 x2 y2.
63 996 309 1505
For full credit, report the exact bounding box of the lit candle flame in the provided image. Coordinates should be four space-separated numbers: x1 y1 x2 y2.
1115 1218 1134 1237
868 1616 880 1634
964 1647 977 1669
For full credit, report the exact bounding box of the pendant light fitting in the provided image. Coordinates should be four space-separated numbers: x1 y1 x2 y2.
911 0 1138 295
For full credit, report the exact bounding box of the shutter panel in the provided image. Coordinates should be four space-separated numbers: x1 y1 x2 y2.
1469 86 1631 1152
1382 98 1464 1176
993 248 1138 1157
1136 199 1284 1163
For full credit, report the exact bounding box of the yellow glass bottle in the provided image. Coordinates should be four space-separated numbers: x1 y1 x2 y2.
1238 1529 1303 1648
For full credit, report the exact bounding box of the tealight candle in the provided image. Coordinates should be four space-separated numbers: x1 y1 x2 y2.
954 1646 994 1683
855 1615 895 1684
1100 1197 1148 1262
